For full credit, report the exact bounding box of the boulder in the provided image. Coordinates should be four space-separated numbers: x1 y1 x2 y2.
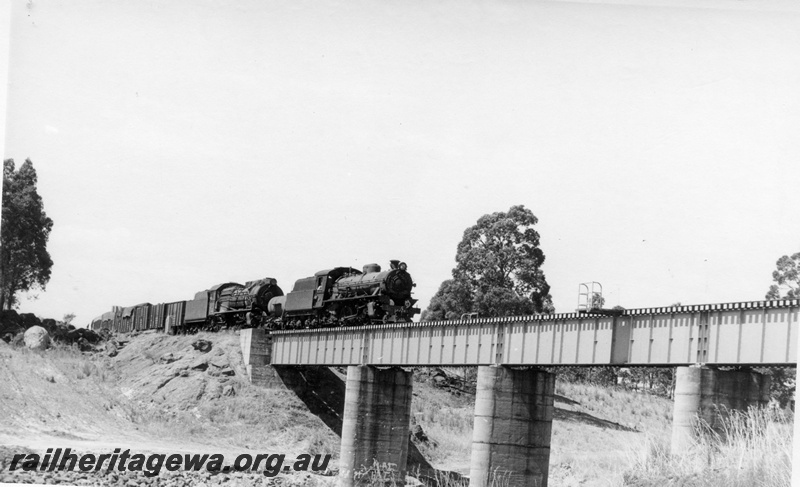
0 310 23 337
76 337 93 352
41 318 58 333
19 313 42 330
67 328 102 344
208 355 228 368
159 352 177 364
49 325 70 343
190 357 209 371
106 340 119 357
205 382 223 400
222 385 235 397
23 326 50 350
192 340 212 353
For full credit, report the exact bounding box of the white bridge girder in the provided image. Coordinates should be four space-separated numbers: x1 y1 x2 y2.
269 299 800 367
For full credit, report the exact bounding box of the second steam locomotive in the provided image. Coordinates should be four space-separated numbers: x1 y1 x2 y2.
91 259 420 334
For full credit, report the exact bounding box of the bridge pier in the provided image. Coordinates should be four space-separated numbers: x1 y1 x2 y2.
469 366 555 487
339 365 412 487
671 366 771 454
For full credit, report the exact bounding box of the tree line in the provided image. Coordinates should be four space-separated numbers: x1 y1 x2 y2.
423 204 797 402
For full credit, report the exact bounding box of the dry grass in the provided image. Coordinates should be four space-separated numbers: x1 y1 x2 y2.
354 461 406 487
622 407 793 487
549 381 673 486
0 341 129 441
126 384 341 457
199 386 340 455
358 460 509 487
409 373 676 485
410 375 475 469
555 381 672 432
11 341 115 382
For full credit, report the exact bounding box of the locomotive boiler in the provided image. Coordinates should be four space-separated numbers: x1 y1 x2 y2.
268 260 419 327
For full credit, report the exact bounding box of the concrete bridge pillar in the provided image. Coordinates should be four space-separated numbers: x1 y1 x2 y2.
469 366 555 487
671 366 771 454
339 365 412 487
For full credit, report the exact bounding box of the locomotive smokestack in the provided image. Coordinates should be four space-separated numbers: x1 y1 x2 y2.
390 260 400 269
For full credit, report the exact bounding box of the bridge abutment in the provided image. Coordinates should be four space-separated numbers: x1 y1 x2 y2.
339 365 413 486
469 366 555 487
671 366 771 454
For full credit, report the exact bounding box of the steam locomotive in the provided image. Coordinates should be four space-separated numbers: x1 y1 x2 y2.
90 259 419 334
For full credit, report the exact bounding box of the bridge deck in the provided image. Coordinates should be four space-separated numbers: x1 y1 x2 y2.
269 299 800 367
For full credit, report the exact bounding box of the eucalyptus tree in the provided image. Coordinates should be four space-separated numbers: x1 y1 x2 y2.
423 205 553 320
1 159 54 310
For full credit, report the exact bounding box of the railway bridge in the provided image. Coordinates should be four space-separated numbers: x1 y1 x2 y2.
241 299 799 487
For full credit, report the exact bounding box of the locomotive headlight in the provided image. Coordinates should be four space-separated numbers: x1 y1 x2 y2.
405 299 412 308
399 262 407 271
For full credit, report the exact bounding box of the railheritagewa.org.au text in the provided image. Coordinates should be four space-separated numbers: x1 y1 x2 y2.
7 448 331 477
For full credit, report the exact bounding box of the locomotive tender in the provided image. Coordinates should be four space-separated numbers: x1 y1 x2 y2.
90 259 419 334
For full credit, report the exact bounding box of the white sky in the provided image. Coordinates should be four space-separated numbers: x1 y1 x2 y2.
3 0 799 326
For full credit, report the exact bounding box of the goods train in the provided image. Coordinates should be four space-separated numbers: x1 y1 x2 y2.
90 260 419 334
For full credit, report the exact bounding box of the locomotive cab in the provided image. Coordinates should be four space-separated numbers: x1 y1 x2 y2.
282 267 361 321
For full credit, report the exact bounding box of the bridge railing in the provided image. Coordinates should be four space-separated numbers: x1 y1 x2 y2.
269 299 800 367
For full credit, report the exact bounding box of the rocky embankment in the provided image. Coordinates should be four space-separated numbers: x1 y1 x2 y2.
0 329 340 487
